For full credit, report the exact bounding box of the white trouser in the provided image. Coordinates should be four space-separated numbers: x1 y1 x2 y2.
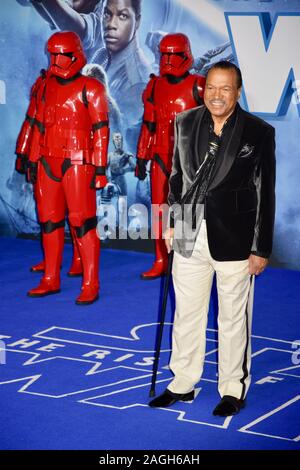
168 220 254 400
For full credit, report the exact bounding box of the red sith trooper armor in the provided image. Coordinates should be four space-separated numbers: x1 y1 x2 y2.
16 69 82 277
136 33 205 279
24 31 109 304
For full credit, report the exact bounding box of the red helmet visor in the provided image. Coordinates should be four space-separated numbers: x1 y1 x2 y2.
160 52 190 77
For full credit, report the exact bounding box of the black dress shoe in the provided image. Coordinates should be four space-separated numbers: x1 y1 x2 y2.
149 389 194 408
213 395 245 416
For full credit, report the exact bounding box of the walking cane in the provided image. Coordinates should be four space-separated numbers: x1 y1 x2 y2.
149 245 174 397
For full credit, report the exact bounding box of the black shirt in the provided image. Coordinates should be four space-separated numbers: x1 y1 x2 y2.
196 105 238 178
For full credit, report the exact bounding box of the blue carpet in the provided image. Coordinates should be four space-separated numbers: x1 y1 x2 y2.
0 237 299 450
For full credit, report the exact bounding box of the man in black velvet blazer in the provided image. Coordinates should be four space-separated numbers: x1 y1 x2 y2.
149 61 276 416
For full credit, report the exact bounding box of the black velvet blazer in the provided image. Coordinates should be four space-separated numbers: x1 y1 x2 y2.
168 104 276 261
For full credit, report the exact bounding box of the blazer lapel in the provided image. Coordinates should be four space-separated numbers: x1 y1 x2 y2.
208 104 246 191
189 105 206 177
178 105 206 184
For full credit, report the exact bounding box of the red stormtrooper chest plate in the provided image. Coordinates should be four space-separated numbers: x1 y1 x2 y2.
41 75 93 161
152 74 204 156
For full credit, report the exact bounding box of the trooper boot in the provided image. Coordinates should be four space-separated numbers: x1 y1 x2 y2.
141 238 168 280
27 225 64 297
75 227 100 305
67 226 83 277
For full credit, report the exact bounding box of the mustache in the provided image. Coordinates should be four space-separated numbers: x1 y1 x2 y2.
209 100 226 104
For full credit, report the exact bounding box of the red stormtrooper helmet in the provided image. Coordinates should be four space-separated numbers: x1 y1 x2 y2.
159 33 194 77
47 31 87 79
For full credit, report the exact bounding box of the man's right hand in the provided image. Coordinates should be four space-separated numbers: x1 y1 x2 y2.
164 227 174 254
135 158 147 180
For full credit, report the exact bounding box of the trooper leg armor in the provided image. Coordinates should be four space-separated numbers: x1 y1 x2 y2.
67 225 83 277
64 164 100 305
141 159 169 280
28 160 66 296
30 224 82 276
28 160 100 304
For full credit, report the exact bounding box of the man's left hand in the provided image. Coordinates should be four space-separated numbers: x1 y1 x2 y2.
248 254 268 276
